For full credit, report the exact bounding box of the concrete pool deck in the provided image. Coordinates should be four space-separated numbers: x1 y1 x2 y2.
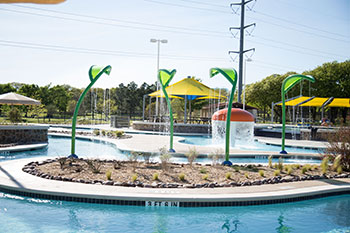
108 133 325 158
0 157 349 207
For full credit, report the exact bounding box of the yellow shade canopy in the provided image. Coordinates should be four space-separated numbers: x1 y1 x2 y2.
149 77 225 100
0 0 64 3
299 97 329 107
277 96 350 108
277 96 311 106
327 98 350 108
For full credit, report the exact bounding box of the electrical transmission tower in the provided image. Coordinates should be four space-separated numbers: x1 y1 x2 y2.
229 0 255 103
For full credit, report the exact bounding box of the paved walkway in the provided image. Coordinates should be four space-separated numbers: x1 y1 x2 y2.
0 157 349 206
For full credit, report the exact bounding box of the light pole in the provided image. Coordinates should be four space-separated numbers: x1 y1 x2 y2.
150 38 168 118
243 57 252 110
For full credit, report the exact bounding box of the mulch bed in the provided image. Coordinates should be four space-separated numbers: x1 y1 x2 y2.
22 158 350 188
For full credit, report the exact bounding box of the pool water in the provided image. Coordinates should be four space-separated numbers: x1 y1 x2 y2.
0 135 349 232
0 136 126 162
1 136 321 165
0 192 349 233
181 136 324 154
1 136 320 165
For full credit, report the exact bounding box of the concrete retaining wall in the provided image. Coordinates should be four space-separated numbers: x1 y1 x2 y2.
0 125 49 144
132 121 211 134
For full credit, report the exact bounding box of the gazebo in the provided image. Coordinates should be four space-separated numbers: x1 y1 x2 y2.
0 92 41 106
147 77 225 123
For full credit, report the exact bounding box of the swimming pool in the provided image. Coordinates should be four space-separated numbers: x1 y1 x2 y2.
0 135 126 162
1 135 321 165
0 192 349 232
180 135 324 154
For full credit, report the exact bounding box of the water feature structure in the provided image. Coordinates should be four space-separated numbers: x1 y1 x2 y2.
210 67 238 165
69 65 112 158
158 69 177 152
281 74 315 154
212 108 255 147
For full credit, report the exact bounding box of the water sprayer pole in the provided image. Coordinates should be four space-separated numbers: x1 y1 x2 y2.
71 81 96 156
225 86 235 162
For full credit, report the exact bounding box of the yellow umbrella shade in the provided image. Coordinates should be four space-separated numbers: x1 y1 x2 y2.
149 77 225 100
0 0 64 3
0 92 41 105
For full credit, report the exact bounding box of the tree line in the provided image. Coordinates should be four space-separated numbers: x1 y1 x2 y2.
1 60 349 124
0 81 156 121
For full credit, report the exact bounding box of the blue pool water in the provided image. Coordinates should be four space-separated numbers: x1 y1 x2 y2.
0 136 126 162
0 192 349 233
181 135 324 154
1 136 320 164
0 135 349 232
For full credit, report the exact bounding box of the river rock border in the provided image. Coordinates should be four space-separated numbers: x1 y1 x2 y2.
22 158 350 189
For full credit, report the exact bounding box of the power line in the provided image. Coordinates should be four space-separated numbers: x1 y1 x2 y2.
175 0 227 8
252 10 349 39
140 0 350 43
5 5 346 59
0 39 228 62
276 0 349 22
0 7 225 38
251 35 348 59
141 0 230 14
245 14 350 44
12 4 225 36
1 5 347 61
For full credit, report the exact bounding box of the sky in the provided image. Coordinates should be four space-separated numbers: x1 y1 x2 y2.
0 0 349 90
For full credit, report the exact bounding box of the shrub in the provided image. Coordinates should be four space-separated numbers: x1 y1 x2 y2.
321 157 329 175
159 147 171 171
301 166 307 174
312 165 319 170
337 166 343 174
101 130 106 136
178 173 185 181
8 107 22 123
304 164 312 171
127 151 141 172
185 147 199 167
131 174 138 182
115 130 124 138
268 155 273 168
287 166 293 175
106 170 112 180
244 172 249 179
208 149 224 165
258 170 264 177
233 166 240 173
106 131 112 137
293 164 301 169
152 173 159 180
278 157 284 171
202 174 209 180
225 172 232 180
141 152 153 163
326 127 350 171
93 129 100 136
85 160 101 173
199 168 207 174
332 155 342 172
274 169 280 176
284 165 289 172
57 157 67 170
